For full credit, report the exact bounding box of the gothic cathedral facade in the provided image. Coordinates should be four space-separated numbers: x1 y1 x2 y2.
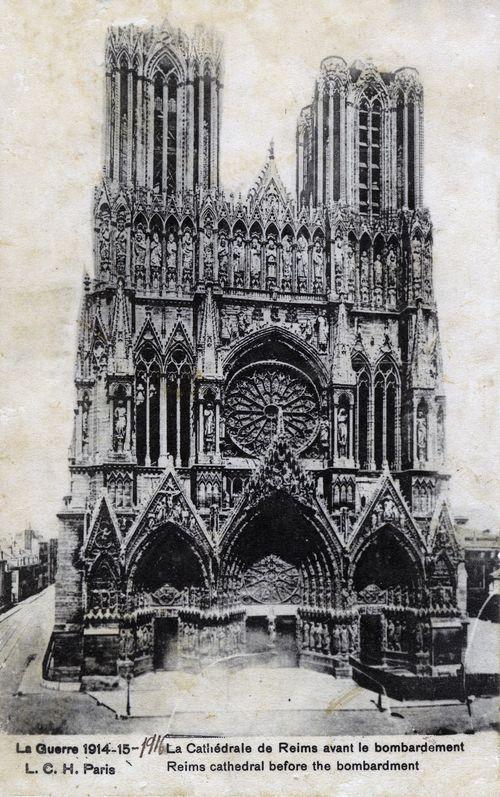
45 21 467 688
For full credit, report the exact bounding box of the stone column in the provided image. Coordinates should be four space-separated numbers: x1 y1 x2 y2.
145 374 151 466
340 91 346 202
175 375 181 467
186 75 194 190
210 76 217 188
333 397 339 461
403 99 408 207
382 386 388 466
162 79 169 191
146 79 154 189
197 74 205 188
159 374 168 466
127 70 133 183
198 400 204 459
296 128 304 200
75 406 82 459
176 82 184 192
348 396 354 461
113 70 121 181
104 72 112 177
328 85 334 203
316 82 324 205
126 394 132 453
136 76 144 185
215 399 220 457
414 101 421 208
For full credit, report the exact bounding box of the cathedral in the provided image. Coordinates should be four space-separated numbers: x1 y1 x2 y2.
44 21 468 692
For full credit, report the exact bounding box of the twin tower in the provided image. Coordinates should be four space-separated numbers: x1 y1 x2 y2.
45 20 466 688
105 24 422 212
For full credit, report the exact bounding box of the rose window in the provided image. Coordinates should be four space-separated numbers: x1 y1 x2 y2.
241 555 301 604
225 362 319 456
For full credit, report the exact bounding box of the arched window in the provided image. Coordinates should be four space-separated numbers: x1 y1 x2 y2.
166 347 192 467
153 73 164 192
135 344 160 466
353 356 370 469
203 66 212 187
407 97 415 209
166 73 178 193
87 557 118 613
119 56 129 183
374 359 399 469
358 97 381 215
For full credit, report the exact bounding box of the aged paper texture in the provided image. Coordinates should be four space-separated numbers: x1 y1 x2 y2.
0 0 498 795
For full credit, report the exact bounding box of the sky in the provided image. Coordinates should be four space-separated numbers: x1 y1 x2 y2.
0 0 498 540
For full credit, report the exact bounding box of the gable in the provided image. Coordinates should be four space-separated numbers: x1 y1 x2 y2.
348 471 425 555
124 466 212 569
83 493 121 561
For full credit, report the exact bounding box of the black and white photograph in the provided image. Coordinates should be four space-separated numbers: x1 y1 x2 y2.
0 1 498 794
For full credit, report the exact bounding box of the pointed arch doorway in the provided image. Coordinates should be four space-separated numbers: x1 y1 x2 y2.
220 490 339 668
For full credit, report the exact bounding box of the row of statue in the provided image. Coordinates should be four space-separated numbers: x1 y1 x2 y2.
97 210 433 305
178 619 245 657
298 618 359 657
220 306 328 351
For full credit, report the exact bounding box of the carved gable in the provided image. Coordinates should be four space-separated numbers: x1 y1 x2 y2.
348 471 425 554
429 500 461 563
83 493 121 560
124 466 211 567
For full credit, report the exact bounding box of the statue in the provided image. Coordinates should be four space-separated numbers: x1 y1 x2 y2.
181 227 193 279
150 231 162 287
115 212 127 274
300 317 314 342
166 231 177 273
360 250 369 305
387 245 397 288
204 405 215 442
346 243 355 295
250 235 261 286
312 238 324 285
386 619 395 648
218 232 228 283
319 419 329 452
416 404 427 462
98 209 111 277
237 310 252 337
316 310 328 351
113 398 127 452
411 238 422 294
133 224 147 283
282 234 292 285
81 395 90 452
203 222 214 278
296 234 308 282
337 406 348 456
373 252 383 287
266 236 277 281
232 231 244 282
220 312 232 345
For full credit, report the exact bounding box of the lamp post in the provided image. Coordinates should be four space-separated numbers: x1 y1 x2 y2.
121 658 134 719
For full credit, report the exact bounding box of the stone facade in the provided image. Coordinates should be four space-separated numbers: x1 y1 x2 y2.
45 20 467 688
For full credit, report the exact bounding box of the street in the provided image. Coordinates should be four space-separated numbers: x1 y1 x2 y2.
0 588 497 736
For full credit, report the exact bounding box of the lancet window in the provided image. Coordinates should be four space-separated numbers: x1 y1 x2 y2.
135 344 160 466
152 62 178 194
353 356 370 469
358 96 381 215
374 358 399 469
166 347 192 467
396 89 419 210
